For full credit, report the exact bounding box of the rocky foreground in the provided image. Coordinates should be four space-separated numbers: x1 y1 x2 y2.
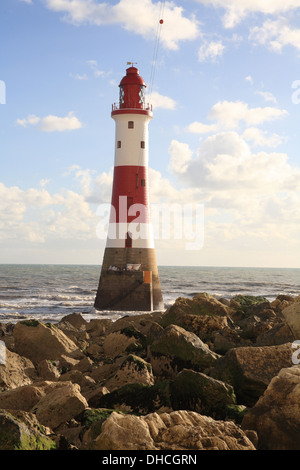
0 292 300 450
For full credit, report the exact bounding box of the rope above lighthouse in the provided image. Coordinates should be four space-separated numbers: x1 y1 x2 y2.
148 0 166 100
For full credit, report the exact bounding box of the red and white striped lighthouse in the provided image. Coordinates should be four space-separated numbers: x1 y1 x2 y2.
94 65 164 311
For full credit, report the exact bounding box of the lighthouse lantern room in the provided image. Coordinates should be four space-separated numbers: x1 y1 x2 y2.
94 65 164 312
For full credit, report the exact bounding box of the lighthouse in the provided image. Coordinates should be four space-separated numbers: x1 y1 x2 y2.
94 65 164 312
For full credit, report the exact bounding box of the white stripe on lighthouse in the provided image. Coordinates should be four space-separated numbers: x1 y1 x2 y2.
113 113 152 167
106 223 155 249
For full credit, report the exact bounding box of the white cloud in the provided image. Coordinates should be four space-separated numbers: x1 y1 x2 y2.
198 40 225 62
70 73 88 80
195 0 300 28
208 100 288 129
147 91 177 110
242 127 284 148
245 75 254 85
249 18 300 53
16 112 83 132
45 0 200 50
255 90 277 104
168 140 194 175
186 121 218 134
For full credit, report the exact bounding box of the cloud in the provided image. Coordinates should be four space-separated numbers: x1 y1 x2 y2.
249 18 300 53
208 100 288 129
242 127 284 148
147 91 177 110
195 0 300 28
70 73 88 80
16 112 83 132
245 75 254 85
186 122 218 134
255 90 277 104
44 0 200 50
198 40 225 62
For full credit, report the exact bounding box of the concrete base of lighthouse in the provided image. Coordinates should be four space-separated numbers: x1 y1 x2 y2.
94 248 164 311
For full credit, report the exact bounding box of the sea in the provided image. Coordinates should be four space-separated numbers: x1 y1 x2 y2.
0 264 298 324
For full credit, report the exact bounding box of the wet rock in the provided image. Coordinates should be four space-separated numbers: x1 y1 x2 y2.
242 366 300 450
93 410 256 450
170 369 237 420
149 324 219 379
33 381 88 430
13 320 80 365
104 355 154 392
0 348 37 391
0 410 56 450
211 343 293 406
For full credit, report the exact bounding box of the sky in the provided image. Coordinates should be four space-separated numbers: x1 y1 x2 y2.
0 0 300 268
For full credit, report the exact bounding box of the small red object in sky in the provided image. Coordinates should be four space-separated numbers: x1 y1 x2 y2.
159 19 163 24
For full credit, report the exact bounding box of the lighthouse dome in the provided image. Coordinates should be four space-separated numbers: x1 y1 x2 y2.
119 67 146 88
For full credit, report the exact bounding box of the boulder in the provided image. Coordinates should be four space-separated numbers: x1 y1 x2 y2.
33 381 88 430
149 324 219 379
86 319 113 339
103 326 146 359
160 294 231 338
0 381 71 412
93 410 256 450
13 320 80 365
170 369 237 420
242 366 300 450
211 343 293 406
104 355 155 392
58 313 88 330
0 410 56 450
37 359 61 381
96 382 172 415
0 348 37 391
281 298 300 339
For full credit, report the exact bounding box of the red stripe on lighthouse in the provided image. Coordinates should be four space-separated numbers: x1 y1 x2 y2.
110 165 150 223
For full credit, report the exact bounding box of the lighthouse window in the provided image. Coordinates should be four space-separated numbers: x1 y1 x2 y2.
117 140 121 148
125 232 132 248
128 121 134 129
140 141 145 149
141 179 146 187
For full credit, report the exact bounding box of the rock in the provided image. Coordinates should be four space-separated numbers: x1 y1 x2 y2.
59 370 96 395
84 343 103 361
242 366 300 450
149 324 219 379
80 408 122 448
170 369 236 420
0 410 56 450
230 295 270 316
104 355 154 392
160 294 231 337
37 359 61 381
0 381 69 412
73 356 94 374
103 326 146 359
256 323 295 346
108 312 164 336
0 348 37 391
33 381 88 430
281 298 300 338
13 320 80 365
58 313 88 330
93 410 256 450
211 343 294 406
96 382 172 415
86 319 113 339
